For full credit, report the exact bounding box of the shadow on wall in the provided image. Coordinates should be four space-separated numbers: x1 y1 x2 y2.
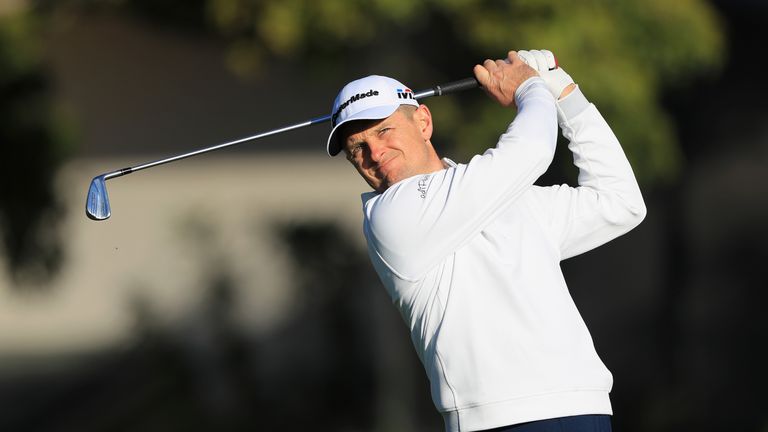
0 221 439 432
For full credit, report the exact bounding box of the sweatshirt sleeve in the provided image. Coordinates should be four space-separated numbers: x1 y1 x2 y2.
527 86 647 260
364 77 558 281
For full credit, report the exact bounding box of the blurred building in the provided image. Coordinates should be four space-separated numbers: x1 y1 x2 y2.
0 7 362 363
0 154 366 355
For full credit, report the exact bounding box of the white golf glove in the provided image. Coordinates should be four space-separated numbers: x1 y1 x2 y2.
517 49 574 100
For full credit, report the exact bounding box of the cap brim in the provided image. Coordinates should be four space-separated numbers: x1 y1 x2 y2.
326 104 401 157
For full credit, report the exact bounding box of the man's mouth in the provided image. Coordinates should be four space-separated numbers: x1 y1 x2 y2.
376 157 394 180
377 154 399 178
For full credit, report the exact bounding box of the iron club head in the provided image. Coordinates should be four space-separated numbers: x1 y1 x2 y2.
86 175 111 220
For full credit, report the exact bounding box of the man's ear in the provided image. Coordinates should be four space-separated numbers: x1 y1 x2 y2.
414 104 433 141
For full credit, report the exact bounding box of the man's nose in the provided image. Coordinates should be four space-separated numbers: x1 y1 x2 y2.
366 139 387 163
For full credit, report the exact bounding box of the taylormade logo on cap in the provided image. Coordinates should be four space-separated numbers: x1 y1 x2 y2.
326 75 419 157
332 89 380 125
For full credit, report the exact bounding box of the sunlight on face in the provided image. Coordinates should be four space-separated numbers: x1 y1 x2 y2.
341 106 441 192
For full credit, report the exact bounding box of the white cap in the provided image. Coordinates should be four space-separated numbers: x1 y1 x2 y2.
326 75 419 156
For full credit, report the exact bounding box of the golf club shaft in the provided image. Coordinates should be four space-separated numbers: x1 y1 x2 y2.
102 115 331 180
101 77 479 180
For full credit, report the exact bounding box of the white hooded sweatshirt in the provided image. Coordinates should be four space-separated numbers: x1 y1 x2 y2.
360 78 646 432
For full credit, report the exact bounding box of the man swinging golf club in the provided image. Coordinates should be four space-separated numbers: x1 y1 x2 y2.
326 49 646 432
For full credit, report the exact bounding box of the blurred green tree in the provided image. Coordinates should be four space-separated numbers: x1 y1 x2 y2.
52 0 724 185
198 0 724 184
0 6 71 285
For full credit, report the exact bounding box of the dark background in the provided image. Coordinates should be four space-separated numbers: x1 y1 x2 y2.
1 0 767 431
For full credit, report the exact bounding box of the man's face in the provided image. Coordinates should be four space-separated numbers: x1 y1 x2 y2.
341 105 440 193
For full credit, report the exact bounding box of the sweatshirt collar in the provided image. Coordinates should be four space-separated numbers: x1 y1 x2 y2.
361 157 457 204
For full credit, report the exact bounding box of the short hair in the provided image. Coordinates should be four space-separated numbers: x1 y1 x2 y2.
397 104 417 119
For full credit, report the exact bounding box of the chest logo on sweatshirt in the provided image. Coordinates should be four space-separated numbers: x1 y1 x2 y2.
417 175 429 198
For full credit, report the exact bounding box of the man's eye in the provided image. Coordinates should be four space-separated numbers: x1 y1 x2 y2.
348 143 366 158
378 127 391 136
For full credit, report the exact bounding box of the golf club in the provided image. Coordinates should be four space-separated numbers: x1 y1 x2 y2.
86 77 480 221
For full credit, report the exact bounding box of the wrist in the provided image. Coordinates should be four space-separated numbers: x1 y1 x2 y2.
556 85 589 124
558 83 577 100
514 76 548 104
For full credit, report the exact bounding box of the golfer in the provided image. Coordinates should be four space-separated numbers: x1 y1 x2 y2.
325 49 646 432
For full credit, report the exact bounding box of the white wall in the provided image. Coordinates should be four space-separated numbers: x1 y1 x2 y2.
0 154 371 356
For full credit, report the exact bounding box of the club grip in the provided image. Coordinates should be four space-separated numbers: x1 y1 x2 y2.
433 77 480 96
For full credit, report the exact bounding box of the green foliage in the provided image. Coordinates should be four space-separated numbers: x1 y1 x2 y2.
0 10 42 81
199 0 724 185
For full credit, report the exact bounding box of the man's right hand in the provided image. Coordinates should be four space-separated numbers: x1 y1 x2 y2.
473 50 539 108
